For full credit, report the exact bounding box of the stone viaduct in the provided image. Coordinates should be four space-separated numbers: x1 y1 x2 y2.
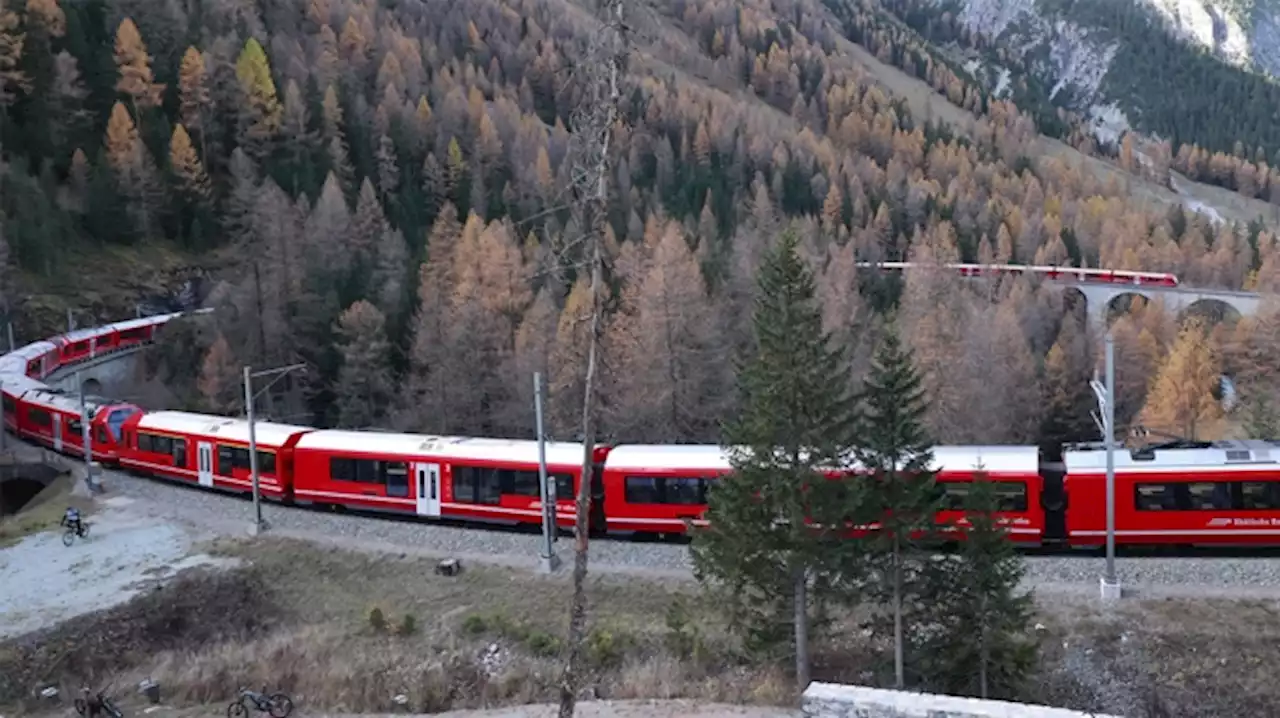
859 261 1266 334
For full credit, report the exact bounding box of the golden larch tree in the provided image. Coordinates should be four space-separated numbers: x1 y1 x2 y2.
549 276 593 433
235 38 282 158
113 18 163 117
169 123 211 203
1140 319 1223 440
606 218 721 440
177 46 210 163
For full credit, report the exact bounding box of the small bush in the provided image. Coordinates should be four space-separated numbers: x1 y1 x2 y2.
367 607 387 633
586 626 632 669
460 614 488 635
397 614 416 636
525 630 562 657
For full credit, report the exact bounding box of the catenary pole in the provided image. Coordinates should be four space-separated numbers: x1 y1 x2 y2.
78 370 94 491
244 363 305 534
535 372 559 572
1104 332 1117 593
245 365 262 532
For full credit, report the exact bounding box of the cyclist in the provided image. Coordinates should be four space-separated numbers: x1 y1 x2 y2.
61 507 84 537
81 688 104 718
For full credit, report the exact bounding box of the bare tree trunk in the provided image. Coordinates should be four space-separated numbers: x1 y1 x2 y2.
893 534 904 689
558 2 624 716
794 565 810 689
979 595 989 699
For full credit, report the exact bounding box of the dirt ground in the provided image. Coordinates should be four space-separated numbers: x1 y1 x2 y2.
0 494 235 639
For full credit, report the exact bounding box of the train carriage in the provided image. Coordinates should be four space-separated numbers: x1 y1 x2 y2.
292 430 608 528
929 446 1045 545
601 444 1046 540
1063 439 1280 547
119 411 314 498
17 388 142 463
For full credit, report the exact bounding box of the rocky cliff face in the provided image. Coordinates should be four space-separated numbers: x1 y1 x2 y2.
940 0 1280 143
1145 0 1280 75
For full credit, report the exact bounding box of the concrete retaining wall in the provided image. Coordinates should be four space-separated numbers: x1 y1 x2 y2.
802 682 1122 718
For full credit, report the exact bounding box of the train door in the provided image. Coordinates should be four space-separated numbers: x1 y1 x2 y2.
52 417 62 451
197 442 214 488
416 462 441 517
1040 463 1067 545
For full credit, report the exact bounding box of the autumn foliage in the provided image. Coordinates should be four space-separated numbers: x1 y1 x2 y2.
0 0 1259 441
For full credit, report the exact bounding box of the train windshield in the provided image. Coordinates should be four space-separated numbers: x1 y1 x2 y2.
106 408 138 442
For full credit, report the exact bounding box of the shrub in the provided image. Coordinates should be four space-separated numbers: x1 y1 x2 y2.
367 607 387 633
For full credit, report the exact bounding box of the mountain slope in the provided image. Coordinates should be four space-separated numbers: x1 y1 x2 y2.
873 0 1280 159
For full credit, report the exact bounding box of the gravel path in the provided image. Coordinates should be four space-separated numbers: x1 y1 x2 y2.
0 495 237 639
76 464 1280 597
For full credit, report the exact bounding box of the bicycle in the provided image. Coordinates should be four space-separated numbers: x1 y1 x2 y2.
73 689 123 718
62 521 90 547
227 687 293 718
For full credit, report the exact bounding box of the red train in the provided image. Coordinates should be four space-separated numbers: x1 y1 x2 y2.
5 309 1280 551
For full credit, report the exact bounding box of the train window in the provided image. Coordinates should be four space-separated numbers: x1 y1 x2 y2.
993 482 1028 512
555 474 574 501
623 476 707 505
385 462 409 497
138 432 171 454
355 459 380 483
666 478 704 505
1242 482 1280 510
26 408 52 427
451 466 502 505
1186 482 1233 510
68 419 83 435
2 395 13 413
1135 484 1179 511
330 458 356 482
625 477 661 504
120 328 148 341
106 409 135 441
329 457 386 484
96 426 109 444
173 440 187 468
511 469 540 496
257 451 276 475
218 446 242 474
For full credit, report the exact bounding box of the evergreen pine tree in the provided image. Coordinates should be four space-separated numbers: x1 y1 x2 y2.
914 467 1038 699
855 328 943 689
689 227 867 689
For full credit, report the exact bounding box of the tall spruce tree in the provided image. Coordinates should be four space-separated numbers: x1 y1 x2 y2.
915 467 1038 699
689 227 867 689
855 329 943 689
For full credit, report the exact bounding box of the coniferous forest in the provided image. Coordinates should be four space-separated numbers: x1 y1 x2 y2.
2 0 1280 449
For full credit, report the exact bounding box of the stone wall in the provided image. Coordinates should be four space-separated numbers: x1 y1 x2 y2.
802 682 1123 718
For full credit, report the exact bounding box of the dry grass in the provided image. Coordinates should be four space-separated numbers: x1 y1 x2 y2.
1030 594 1280 717
0 471 85 548
7 536 1280 718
